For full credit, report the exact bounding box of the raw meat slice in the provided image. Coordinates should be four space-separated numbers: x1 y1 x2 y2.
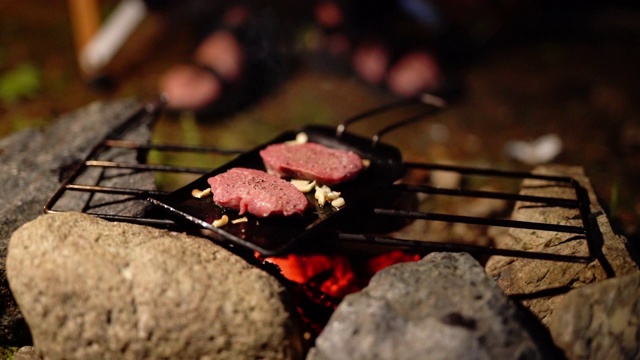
259 142 363 185
207 167 308 217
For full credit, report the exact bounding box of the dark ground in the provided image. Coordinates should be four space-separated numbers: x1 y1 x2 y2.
1 1 639 247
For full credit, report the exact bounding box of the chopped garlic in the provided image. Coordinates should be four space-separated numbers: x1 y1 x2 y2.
331 197 345 208
326 191 341 201
362 158 371 168
290 179 316 193
231 217 248 224
314 187 326 206
192 188 211 198
295 132 308 144
286 132 309 145
314 184 345 208
213 215 229 228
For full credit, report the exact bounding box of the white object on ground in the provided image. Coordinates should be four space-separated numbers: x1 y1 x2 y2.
80 0 148 74
504 134 563 165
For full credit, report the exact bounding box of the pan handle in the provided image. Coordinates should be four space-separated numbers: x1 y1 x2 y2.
335 93 446 146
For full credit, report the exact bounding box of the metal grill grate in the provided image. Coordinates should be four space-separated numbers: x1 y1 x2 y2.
44 98 604 268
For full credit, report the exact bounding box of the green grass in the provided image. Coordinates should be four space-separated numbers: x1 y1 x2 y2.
0 63 41 104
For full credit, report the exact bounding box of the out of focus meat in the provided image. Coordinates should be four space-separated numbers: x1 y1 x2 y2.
207 168 308 217
259 142 363 185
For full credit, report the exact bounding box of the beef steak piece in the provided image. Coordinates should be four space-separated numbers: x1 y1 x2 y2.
259 142 363 185
207 167 308 217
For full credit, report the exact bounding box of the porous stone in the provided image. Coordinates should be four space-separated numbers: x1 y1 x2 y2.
7 212 302 359
307 252 555 360
14 346 40 360
485 165 639 326
549 272 640 360
0 99 152 344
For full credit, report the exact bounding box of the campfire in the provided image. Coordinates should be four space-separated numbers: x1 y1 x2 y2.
17 99 635 359
267 250 421 299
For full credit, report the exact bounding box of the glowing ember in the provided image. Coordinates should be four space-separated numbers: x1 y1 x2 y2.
266 251 421 299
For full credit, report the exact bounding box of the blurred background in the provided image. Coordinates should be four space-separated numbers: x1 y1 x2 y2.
1 1 639 245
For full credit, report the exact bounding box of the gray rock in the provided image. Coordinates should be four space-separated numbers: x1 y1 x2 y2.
7 212 302 360
52 119 156 217
0 99 152 344
308 252 553 360
549 272 640 360
485 165 639 326
14 346 41 360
